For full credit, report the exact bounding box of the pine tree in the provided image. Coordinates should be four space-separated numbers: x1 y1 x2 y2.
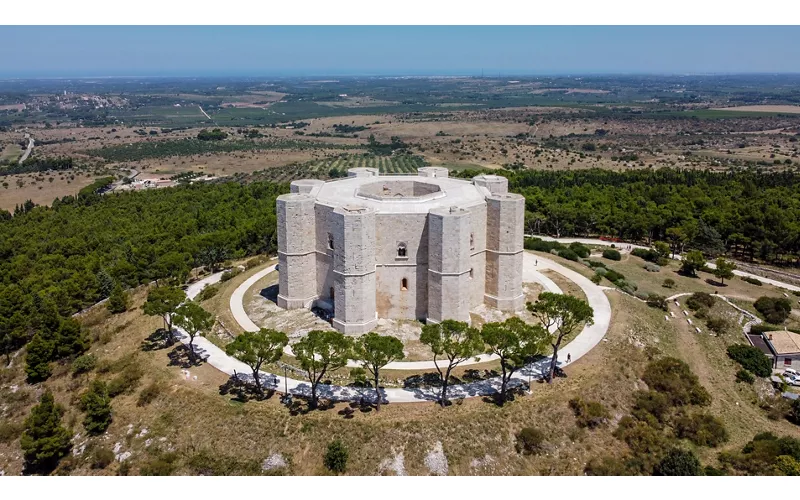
25 333 55 383
96 269 115 299
107 283 129 314
80 380 112 435
20 392 72 474
55 317 87 359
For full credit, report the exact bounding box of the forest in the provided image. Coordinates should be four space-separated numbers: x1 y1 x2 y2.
456 168 800 265
0 181 287 361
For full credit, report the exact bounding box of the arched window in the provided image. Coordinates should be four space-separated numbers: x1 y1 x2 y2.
401 278 408 291
470 232 475 250
330 286 335 299
397 242 407 258
327 232 334 250
469 268 474 279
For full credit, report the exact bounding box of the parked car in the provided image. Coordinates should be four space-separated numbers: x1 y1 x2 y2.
784 368 800 378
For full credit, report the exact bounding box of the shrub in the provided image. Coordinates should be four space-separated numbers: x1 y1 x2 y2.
557 248 579 262
705 316 729 334
662 278 675 289
244 256 267 270
196 284 219 302
524 237 565 253
742 276 763 286
140 452 180 476
634 291 650 301
654 448 701 476
644 263 661 273
72 354 97 375
585 260 607 269
591 273 602 285
604 269 625 283
602 249 621 261
719 432 800 474
137 382 163 407
616 281 638 295
108 364 144 397
324 440 348 473
646 294 668 311
569 397 610 429
726 344 772 377
674 412 728 447
220 268 242 282
92 447 115 469
642 357 711 407
515 427 545 455
686 292 715 311
594 267 608 277
568 242 590 258
613 416 670 462
736 369 755 384
754 296 793 324
632 390 672 424
0 420 24 443
631 248 656 261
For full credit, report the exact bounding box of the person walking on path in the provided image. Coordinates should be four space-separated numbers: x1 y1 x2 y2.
566 353 572 363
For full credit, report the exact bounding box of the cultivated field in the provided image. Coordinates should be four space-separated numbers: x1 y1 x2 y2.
712 105 800 114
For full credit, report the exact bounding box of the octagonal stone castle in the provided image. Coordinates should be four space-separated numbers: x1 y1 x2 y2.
276 166 525 334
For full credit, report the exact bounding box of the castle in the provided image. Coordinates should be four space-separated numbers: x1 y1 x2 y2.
276 166 525 334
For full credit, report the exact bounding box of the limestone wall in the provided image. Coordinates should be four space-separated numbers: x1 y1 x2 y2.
427 207 472 323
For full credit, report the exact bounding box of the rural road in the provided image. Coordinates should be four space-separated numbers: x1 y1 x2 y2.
198 105 212 120
18 134 33 164
176 251 612 404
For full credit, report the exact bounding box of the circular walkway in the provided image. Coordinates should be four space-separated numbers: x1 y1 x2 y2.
177 252 612 403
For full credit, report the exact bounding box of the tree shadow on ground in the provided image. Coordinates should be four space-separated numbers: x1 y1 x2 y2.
705 278 728 287
218 374 276 403
167 344 204 369
141 328 175 352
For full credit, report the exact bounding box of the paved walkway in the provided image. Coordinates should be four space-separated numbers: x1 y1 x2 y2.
535 236 800 293
177 252 612 403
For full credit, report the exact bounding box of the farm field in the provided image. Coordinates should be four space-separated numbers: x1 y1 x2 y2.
712 105 800 114
250 154 428 183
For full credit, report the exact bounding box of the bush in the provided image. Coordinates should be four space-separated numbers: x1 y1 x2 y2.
585 260 607 269
719 432 800 474
72 354 97 375
646 294 668 311
705 316 729 334
616 280 638 295
742 276 763 286
604 269 625 283
654 448 701 476
591 273 602 285
220 268 242 282
92 447 115 469
569 242 591 258
569 397 610 429
196 284 219 302
515 427 545 455
0 421 24 443
524 237 565 253
674 413 729 447
727 344 772 377
643 263 661 273
632 390 672 424
686 292 715 311
137 382 163 407
557 248 579 262
662 278 675 289
244 256 267 270
754 296 793 324
736 369 755 384
140 452 180 476
324 440 348 473
108 364 144 397
634 291 649 301
602 249 621 261
594 267 608 277
642 357 711 407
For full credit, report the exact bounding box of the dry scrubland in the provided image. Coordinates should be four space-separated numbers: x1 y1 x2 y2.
2 249 799 475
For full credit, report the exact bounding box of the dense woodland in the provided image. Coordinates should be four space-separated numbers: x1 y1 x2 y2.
458 168 800 265
0 181 286 360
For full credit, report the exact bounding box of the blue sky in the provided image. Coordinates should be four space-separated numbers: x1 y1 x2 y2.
1 26 799 77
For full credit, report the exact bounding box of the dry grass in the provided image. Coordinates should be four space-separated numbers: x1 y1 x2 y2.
0 170 102 211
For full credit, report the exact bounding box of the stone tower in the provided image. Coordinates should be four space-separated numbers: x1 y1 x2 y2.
484 191 525 310
276 192 317 309
330 204 378 334
427 206 473 323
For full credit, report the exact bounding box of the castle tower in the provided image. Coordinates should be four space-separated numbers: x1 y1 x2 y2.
276 193 317 309
417 166 449 178
484 192 525 311
472 174 508 194
427 206 472 323
331 205 378 334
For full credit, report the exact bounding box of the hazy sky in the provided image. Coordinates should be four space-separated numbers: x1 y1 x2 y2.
2 26 799 77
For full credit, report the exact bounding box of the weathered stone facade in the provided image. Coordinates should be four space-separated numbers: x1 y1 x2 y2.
276 168 524 334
